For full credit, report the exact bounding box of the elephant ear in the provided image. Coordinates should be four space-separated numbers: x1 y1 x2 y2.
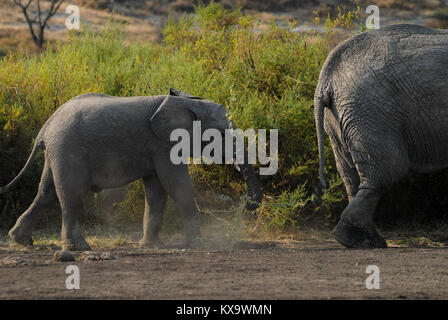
169 88 203 100
150 95 195 144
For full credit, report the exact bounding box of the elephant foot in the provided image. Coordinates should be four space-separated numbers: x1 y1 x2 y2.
185 236 204 249
9 226 33 247
62 235 91 251
139 237 163 248
333 218 387 249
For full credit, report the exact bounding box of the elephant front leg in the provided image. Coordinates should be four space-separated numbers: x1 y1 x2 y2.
139 175 167 248
153 157 202 248
177 192 202 248
170 174 202 248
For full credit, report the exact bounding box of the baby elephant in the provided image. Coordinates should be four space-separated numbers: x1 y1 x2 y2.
1 89 262 250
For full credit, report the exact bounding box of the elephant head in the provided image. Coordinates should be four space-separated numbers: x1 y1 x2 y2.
150 89 262 210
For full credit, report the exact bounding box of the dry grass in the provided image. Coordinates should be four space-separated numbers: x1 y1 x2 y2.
0 225 139 250
2 0 446 55
2 224 446 251
387 237 447 248
384 224 448 248
0 0 162 54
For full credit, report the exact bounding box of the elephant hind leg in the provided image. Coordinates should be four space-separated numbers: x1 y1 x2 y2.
334 139 410 248
9 156 58 247
51 159 92 251
333 188 386 248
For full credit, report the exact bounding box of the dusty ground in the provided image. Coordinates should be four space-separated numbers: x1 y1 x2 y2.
1 239 447 299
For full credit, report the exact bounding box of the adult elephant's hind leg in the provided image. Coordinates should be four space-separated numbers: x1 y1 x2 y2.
333 188 386 248
9 158 57 247
139 175 167 247
333 139 409 248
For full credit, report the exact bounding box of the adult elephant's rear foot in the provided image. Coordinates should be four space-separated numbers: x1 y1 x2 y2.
334 188 387 249
62 235 91 251
8 226 33 247
333 218 386 248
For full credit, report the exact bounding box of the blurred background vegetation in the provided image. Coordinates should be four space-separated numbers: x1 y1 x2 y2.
1 1 448 242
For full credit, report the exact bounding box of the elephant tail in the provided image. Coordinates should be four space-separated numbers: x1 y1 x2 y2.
0 131 45 194
314 91 329 195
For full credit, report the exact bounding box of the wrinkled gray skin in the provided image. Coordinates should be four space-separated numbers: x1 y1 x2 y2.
315 24 448 248
0 89 262 250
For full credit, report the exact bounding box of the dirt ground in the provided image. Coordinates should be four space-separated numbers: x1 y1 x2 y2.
1 239 447 300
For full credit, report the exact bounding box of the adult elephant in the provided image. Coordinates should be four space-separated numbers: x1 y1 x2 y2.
314 24 448 248
1 89 262 250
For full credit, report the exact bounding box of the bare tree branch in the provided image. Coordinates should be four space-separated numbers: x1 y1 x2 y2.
42 0 65 30
11 0 66 49
14 0 39 45
12 0 33 10
37 0 42 30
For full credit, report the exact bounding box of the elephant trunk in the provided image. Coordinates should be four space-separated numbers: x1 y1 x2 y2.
239 155 263 210
228 119 262 210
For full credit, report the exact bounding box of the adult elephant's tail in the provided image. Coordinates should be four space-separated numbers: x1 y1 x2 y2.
314 89 330 194
0 131 45 194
